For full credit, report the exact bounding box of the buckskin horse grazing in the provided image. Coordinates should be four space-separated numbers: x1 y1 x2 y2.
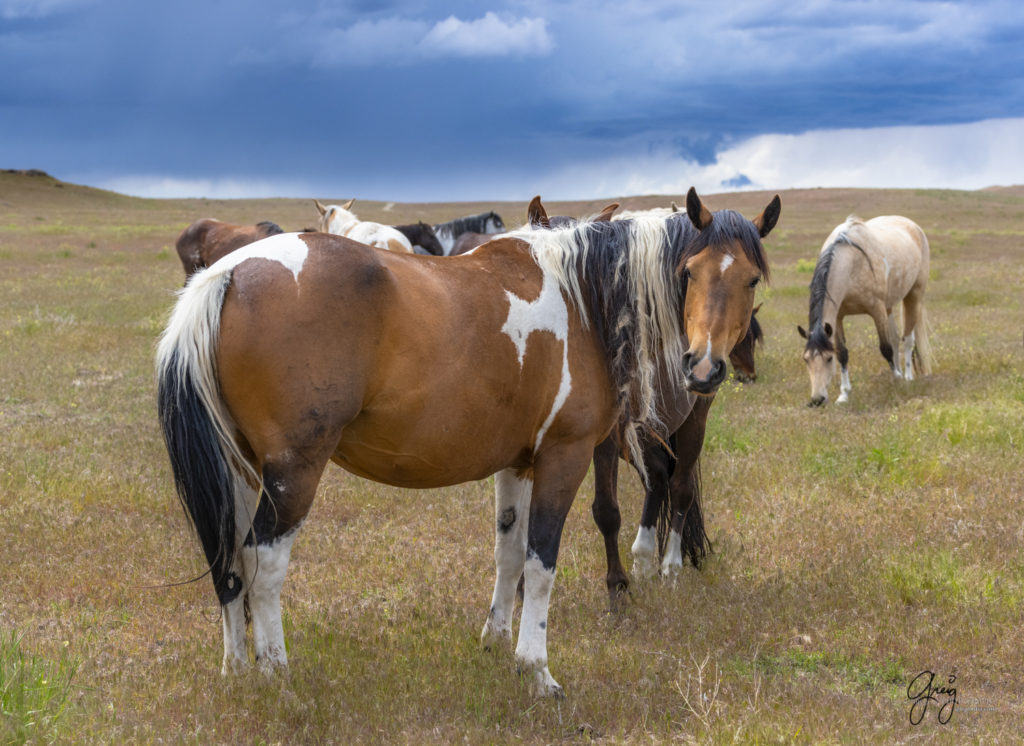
156 189 773 697
175 218 284 279
798 215 932 406
589 190 778 600
314 198 414 253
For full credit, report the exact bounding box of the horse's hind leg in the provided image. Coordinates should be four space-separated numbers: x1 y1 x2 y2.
590 437 628 607
221 472 261 674
901 291 923 380
239 456 322 671
482 469 532 649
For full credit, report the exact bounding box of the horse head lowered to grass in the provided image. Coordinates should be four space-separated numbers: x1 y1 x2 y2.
798 215 932 406
155 188 777 697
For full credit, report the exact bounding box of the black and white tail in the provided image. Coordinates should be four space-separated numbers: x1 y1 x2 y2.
156 268 255 605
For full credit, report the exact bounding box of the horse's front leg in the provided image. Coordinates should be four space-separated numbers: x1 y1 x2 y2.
481 469 532 649
591 436 628 607
871 303 900 378
629 442 671 580
835 318 852 403
515 443 592 698
662 396 713 576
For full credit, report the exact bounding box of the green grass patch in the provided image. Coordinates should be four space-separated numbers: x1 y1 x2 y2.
0 631 78 745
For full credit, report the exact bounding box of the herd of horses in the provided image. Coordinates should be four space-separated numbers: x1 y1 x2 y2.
160 190 931 696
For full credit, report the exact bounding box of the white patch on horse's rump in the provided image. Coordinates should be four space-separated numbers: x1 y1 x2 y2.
207 232 309 282
719 253 734 274
501 271 572 449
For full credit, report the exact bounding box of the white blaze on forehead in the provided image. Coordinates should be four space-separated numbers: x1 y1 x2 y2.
501 271 572 449
207 232 309 281
719 253 734 274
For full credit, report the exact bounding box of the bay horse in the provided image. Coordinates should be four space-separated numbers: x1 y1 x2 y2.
314 199 414 253
155 189 773 697
731 304 763 383
589 191 777 601
798 215 932 406
175 219 284 279
393 221 444 256
433 210 505 255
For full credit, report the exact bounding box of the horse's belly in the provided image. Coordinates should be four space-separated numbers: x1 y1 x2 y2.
331 413 529 489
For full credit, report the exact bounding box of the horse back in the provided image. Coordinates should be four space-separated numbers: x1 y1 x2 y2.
862 215 930 296
216 233 616 488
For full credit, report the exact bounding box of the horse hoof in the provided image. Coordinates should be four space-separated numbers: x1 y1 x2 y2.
480 621 512 651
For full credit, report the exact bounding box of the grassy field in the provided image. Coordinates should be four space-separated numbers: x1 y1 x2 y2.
1 170 1022 744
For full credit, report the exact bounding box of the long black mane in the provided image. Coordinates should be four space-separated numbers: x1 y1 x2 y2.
433 211 504 241
806 223 871 352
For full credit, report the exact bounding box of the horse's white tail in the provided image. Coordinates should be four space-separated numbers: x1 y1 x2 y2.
156 266 255 605
912 305 934 377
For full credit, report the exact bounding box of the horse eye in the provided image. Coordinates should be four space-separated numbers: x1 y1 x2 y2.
748 277 760 288
825 355 834 363
681 266 692 280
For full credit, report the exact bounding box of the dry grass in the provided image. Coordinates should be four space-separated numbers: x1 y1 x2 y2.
1 171 1023 743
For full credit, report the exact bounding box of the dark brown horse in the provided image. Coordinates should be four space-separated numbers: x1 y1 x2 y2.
156 188 775 697
394 221 445 256
174 218 284 279
731 303 763 383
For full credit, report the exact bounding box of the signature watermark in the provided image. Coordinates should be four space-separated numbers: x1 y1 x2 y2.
907 670 957 725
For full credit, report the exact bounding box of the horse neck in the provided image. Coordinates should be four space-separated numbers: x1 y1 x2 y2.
328 211 358 235
810 242 857 331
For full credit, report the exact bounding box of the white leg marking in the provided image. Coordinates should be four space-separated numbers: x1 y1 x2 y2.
482 470 531 649
221 559 248 675
661 530 684 576
244 529 298 671
501 271 572 449
631 525 658 579
837 366 851 403
903 329 916 380
516 554 561 697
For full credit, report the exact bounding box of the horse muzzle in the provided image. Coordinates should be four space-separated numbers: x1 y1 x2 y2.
681 352 727 395
808 394 827 407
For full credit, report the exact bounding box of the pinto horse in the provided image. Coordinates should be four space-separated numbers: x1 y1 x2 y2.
175 219 284 279
156 189 771 697
314 199 414 253
798 215 932 406
394 221 444 256
433 211 505 255
589 191 778 599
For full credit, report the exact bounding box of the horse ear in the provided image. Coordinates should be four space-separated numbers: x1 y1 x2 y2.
686 187 713 230
797 325 808 339
824 322 833 337
594 202 619 222
670 201 680 213
314 199 327 216
753 303 763 315
527 195 550 228
341 198 355 210
754 195 782 238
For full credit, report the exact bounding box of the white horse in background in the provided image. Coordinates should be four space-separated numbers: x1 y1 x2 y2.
314 199 414 253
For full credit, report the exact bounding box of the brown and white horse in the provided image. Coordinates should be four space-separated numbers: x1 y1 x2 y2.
156 190 773 697
314 198 414 253
175 218 284 279
798 215 932 406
